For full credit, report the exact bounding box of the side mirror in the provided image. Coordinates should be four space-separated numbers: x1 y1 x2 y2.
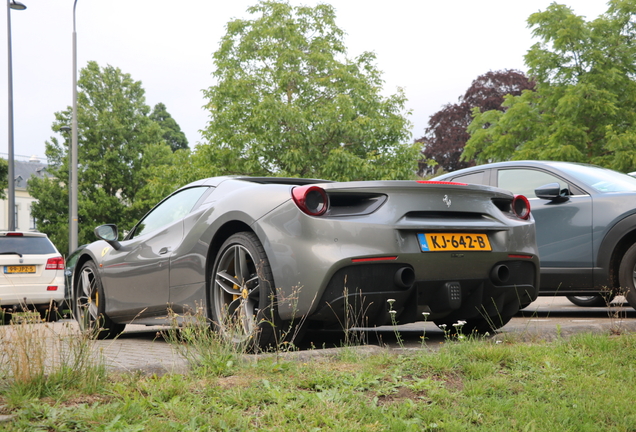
94 224 122 250
535 183 569 202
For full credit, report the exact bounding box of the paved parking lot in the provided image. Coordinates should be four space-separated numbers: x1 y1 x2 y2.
2 296 635 375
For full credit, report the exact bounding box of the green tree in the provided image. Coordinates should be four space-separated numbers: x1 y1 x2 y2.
0 158 8 199
198 0 418 181
418 69 534 175
150 102 189 152
28 61 168 254
464 0 636 172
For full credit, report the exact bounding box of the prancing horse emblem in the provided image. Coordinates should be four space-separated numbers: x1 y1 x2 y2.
443 195 451 208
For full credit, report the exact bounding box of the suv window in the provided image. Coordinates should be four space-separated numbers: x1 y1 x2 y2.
0 236 56 254
497 169 569 198
453 171 487 185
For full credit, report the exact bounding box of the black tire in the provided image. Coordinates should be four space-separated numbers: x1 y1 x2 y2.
619 243 636 310
566 295 614 307
38 303 59 322
73 261 125 339
0 309 10 325
209 232 286 350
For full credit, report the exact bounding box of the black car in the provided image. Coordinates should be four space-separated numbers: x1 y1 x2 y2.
435 161 636 308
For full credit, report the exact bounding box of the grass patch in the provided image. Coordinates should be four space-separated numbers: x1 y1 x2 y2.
2 332 636 430
0 317 106 409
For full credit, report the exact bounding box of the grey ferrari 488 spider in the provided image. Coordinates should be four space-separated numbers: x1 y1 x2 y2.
69 176 539 348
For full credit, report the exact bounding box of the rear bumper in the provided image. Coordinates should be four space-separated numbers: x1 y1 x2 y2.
0 281 65 307
308 256 539 327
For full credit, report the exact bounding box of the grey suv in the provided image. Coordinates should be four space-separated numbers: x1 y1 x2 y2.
435 161 636 308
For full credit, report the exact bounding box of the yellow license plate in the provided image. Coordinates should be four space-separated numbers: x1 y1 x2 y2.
5 265 36 274
418 233 491 252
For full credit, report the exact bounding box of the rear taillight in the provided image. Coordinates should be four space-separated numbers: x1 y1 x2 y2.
292 185 329 216
5 232 23 236
46 256 65 270
512 195 531 220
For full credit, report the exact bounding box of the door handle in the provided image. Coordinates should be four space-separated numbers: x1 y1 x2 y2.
159 247 171 255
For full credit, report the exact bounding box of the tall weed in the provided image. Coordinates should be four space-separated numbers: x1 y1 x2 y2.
0 317 105 404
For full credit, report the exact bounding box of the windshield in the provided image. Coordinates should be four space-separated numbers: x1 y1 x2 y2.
556 163 636 193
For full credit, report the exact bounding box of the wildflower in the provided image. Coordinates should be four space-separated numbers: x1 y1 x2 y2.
389 310 397 315
387 299 396 305
422 312 430 317
439 324 447 329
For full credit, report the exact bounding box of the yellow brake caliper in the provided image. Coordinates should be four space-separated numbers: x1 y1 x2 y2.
232 274 248 301
232 276 249 301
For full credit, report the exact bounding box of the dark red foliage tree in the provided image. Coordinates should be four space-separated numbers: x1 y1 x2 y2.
418 69 534 175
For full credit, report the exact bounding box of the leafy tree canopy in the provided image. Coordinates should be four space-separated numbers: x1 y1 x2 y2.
418 69 533 175
28 61 170 254
198 0 418 181
150 102 189 152
464 0 636 172
0 158 7 200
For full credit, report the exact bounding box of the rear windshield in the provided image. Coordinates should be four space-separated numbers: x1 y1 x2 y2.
0 236 57 255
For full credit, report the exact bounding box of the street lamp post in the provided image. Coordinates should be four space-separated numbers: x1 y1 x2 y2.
6 0 26 231
60 125 72 255
70 0 78 252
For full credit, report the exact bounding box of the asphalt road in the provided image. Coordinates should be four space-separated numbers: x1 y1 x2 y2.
2 296 635 375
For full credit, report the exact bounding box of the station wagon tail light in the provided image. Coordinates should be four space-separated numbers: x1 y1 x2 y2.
45 256 65 270
292 185 329 216
512 195 531 220
47 286 58 291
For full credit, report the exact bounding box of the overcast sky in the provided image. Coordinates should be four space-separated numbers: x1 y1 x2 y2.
0 0 609 162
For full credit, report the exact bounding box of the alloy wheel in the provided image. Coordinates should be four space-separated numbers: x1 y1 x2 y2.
75 265 99 330
213 244 262 342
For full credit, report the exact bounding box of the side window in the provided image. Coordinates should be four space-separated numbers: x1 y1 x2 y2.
497 169 568 198
453 171 487 186
131 187 208 239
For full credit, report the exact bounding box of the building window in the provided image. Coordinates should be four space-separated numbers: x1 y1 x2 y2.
29 206 37 230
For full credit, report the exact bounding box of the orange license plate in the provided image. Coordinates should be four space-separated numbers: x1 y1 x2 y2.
5 265 36 274
418 233 491 252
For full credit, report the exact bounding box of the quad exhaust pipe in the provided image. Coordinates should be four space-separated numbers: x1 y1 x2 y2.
394 267 415 289
490 264 510 284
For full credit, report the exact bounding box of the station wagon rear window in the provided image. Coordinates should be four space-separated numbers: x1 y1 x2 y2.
0 237 56 255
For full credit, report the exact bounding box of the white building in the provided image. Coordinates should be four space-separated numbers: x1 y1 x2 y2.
0 156 49 231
